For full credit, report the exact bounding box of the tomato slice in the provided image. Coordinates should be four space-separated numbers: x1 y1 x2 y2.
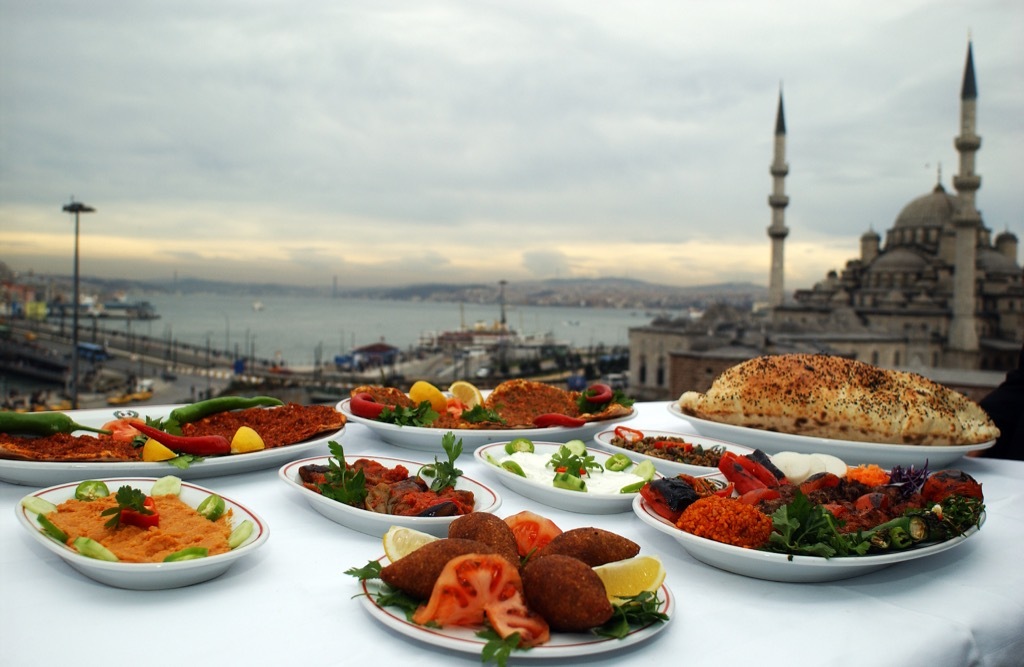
411 554 525 628
100 419 142 444
485 590 551 648
504 511 562 558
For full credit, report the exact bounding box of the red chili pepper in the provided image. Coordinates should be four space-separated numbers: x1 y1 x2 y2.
349 392 385 420
533 413 586 428
130 421 231 456
713 481 735 498
121 496 159 529
581 383 613 405
614 425 644 443
639 482 680 522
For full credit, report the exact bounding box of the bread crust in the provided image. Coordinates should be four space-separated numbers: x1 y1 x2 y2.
677 354 999 446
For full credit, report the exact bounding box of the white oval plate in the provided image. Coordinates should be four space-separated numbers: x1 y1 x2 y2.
632 494 979 583
474 442 656 514
593 428 754 477
667 403 994 468
16 476 269 590
339 398 636 451
0 404 346 486
360 564 674 659
279 455 501 537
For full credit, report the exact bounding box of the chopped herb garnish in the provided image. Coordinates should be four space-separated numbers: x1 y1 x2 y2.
547 444 603 478
378 403 439 427
594 591 669 639
478 628 524 667
461 404 505 424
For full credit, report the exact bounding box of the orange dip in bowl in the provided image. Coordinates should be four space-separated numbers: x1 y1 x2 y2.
47 493 233 563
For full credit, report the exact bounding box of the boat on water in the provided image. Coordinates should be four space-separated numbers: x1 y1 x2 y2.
252 301 265 312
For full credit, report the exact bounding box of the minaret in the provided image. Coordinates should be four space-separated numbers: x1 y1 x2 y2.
949 41 981 359
767 88 790 309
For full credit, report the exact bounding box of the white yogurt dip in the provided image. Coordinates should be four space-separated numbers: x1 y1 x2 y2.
496 450 645 494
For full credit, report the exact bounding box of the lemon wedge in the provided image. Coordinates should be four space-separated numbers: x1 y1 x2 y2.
448 380 483 408
142 438 177 462
408 380 448 414
383 525 439 562
592 555 666 602
230 426 266 454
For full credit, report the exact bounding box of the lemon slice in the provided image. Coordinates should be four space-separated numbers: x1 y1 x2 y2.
448 380 483 408
142 438 177 462
231 426 266 454
408 380 448 414
383 525 439 562
592 555 666 602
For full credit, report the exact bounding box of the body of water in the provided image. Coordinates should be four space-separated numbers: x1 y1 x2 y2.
116 294 656 368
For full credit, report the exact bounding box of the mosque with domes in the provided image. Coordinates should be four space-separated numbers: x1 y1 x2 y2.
628 41 1023 400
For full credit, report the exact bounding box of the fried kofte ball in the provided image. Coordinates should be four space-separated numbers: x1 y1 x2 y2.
447 512 520 566
522 554 614 631
532 527 640 566
380 538 498 600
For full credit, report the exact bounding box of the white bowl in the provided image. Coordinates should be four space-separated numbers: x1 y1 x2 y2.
593 428 754 476
279 455 501 537
16 477 269 590
338 398 636 451
474 441 657 514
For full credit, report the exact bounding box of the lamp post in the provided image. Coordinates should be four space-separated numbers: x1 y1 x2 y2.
62 200 95 409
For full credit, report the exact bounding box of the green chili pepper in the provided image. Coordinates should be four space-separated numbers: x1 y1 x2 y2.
501 460 527 477
74 480 110 501
0 412 111 436
196 494 226 521
504 438 535 455
168 396 284 425
605 453 632 472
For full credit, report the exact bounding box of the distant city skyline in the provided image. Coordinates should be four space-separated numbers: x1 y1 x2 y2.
1 1 1021 291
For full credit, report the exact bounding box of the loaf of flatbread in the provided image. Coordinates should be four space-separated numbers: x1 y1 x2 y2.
677 354 999 446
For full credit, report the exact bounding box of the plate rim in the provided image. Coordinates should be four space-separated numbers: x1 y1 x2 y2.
358 560 675 658
592 427 754 476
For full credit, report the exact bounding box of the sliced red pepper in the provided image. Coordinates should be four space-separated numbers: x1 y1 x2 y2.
736 487 781 505
799 472 842 495
130 421 231 456
120 496 159 529
614 426 644 443
533 413 586 428
349 392 385 420
732 453 780 488
717 453 767 495
713 481 735 498
581 383 613 405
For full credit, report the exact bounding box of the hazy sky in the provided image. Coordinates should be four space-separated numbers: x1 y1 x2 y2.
1 1 1022 291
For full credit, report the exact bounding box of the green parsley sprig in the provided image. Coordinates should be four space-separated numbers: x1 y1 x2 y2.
318 441 368 506
418 432 465 491
378 403 439 427
100 485 153 528
547 444 603 478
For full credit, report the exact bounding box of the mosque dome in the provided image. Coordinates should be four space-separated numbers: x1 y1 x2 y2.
892 184 957 231
977 248 1020 275
867 247 928 273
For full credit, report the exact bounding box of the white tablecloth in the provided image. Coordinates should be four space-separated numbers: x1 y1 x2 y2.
2 402 1022 667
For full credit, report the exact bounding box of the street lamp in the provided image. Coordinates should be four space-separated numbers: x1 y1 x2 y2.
62 199 95 409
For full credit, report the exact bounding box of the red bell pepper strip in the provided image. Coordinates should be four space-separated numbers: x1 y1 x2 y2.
533 413 586 428
581 383 613 406
130 421 231 456
736 487 782 505
349 392 385 420
727 452 779 488
717 453 767 495
120 496 159 529
614 426 644 443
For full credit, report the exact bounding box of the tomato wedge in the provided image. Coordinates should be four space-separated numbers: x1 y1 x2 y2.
412 554 525 628
485 590 550 648
504 511 562 559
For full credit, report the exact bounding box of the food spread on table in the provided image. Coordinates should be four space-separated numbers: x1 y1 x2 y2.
640 448 985 557
0 397 346 464
607 425 728 467
347 510 669 664
677 353 999 445
348 378 634 429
